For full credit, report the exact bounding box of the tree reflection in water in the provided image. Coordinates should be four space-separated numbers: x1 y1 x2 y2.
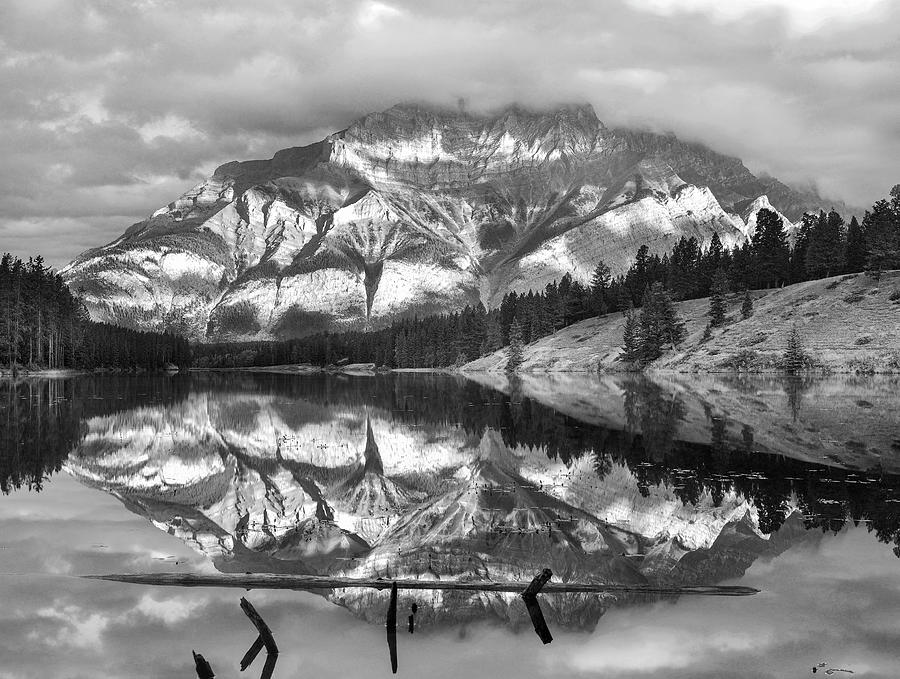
5 372 900 559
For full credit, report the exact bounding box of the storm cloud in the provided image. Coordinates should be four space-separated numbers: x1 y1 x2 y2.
1 0 898 266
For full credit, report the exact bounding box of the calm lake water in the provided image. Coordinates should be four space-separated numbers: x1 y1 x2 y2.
1 372 899 678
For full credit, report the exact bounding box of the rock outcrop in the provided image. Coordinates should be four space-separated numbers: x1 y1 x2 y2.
62 103 845 340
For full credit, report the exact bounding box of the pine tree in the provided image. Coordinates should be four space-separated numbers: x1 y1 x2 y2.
617 285 632 314
708 268 729 327
639 283 685 361
751 208 791 288
790 213 815 283
505 318 525 374
782 323 808 374
701 232 724 293
626 245 651 300
590 260 611 316
730 241 754 291
668 236 701 300
844 215 867 273
864 186 900 276
658 285 686 348
806 209 845 279
621 306 641 363
564 278 588 324
740 289 753 320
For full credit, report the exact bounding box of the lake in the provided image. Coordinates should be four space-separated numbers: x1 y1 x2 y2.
1 371 899 678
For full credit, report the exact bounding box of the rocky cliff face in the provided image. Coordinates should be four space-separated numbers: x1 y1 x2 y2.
64 382 808 629
62 103 832 340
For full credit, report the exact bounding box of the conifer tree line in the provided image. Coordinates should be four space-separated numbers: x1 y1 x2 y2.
1 254 191 372
195 185 900 370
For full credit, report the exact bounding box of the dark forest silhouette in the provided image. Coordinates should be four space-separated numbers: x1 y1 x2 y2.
0 254 191 373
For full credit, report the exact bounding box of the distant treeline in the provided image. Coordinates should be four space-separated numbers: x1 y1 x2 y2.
195 185 900 369
0 254 192 373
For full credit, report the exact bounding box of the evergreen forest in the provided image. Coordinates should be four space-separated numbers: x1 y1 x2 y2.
0 254 192 373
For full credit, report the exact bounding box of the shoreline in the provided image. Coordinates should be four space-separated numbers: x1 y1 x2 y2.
0 368 88 379
5 365 897 380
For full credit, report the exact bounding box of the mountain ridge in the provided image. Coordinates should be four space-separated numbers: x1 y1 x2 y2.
62 102 852 341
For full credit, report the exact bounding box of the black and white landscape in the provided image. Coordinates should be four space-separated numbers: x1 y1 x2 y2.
1 2 899 678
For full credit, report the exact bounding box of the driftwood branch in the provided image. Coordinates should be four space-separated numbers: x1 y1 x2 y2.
522 568 553 597
85 573 760 597
522 594 553 644
240 597 279 655
386 582 398 675
239 636 264 672
259 653 278 679
521 569 553 644
192 651 215 679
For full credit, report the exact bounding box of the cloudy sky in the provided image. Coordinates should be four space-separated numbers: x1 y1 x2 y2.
1 0 899 267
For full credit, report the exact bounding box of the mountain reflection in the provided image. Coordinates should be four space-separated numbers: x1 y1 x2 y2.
4 372 900 629
1 376 191 494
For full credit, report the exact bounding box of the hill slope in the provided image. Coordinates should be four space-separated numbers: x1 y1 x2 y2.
61 103 847 341
462 271 900 374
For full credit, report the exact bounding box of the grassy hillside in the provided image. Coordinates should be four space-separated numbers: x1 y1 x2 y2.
463 270 900 374
461 372 900 472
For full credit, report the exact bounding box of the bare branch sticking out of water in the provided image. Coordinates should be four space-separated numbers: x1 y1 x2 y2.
240 597 278 655
386 582 398 674
521 569 554 644
192 651 215 679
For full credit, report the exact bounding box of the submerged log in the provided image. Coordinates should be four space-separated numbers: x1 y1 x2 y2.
85 573 760 597
240 597 279 655
386 582 398 629
260 652 278 679
239 636 264 672
192 651 215 679
386 582 398 674
521 568 554 644
522 594 553 645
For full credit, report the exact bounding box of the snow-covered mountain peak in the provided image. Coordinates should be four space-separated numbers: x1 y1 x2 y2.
61 103 844 340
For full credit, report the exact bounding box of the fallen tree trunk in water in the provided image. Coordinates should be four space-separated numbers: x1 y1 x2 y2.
239 637 264 672
522 594 553 645
522 568 553 598
240 597 279 655
386 582 398 674
521 568 554 644
84 573 760 597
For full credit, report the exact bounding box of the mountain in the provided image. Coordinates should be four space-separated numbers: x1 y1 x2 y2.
61 103 845 341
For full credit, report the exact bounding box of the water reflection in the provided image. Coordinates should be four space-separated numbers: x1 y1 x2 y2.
4 372 900 632
1 376 189 494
